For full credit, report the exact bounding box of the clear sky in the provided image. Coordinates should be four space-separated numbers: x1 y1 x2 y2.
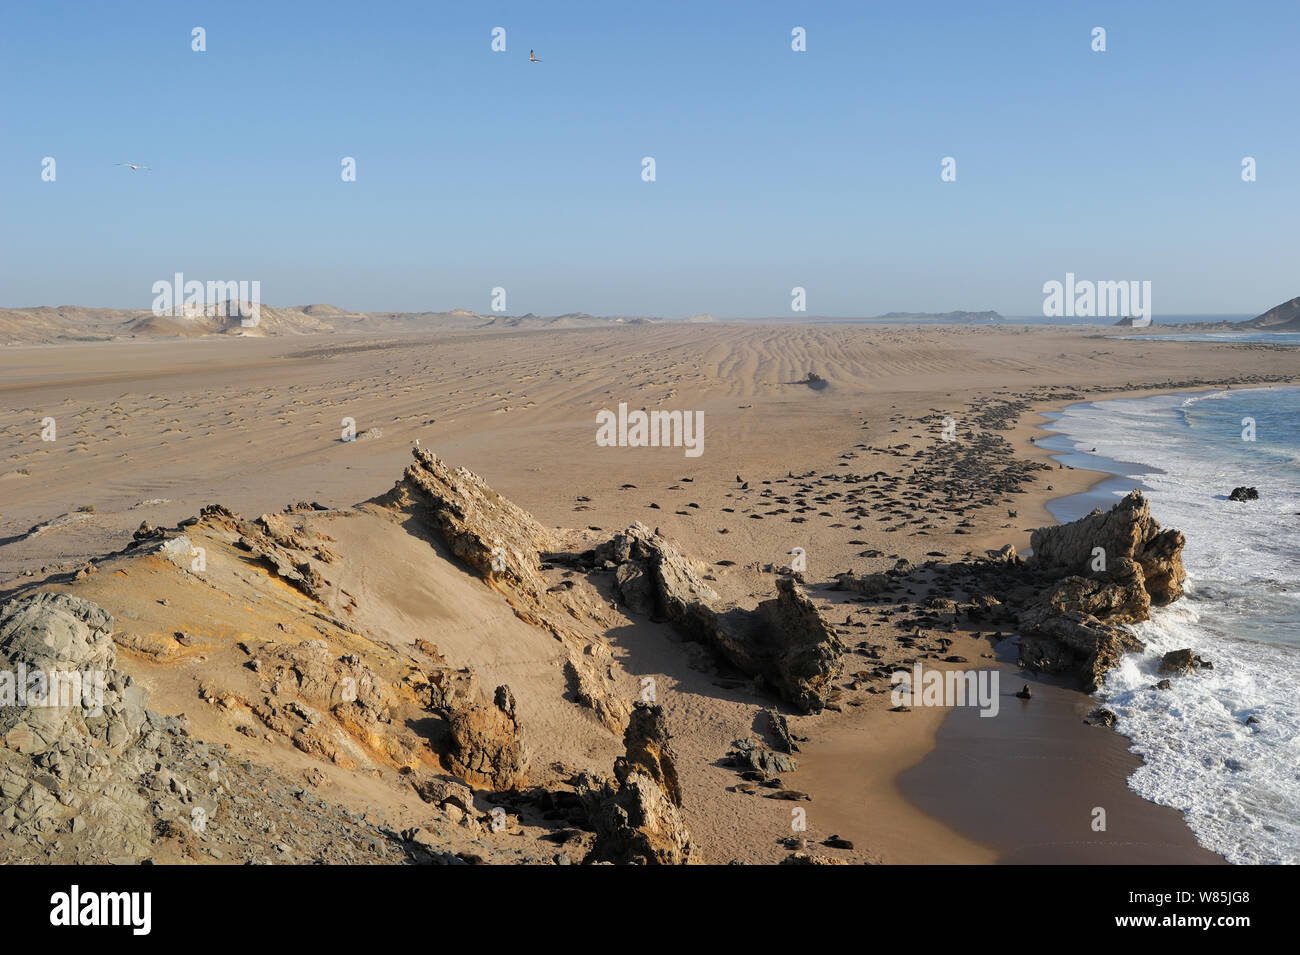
1 0 1295 317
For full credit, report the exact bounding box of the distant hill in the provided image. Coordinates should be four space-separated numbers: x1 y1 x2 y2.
0 303 691 345
1121 296 1300 335
0 302 1025 344
129 301 335 338
0 306 144 344
1242 296 1300 331
0 302 338 344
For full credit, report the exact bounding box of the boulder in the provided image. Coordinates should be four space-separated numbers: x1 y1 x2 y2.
722 578 847 713
1087 708 1118 727
1032 559 1151 623
444 684 528 790
598 523 722 640
1158 648 1212 675
726 737 798 777
765 709 797 754
1228 486 1259 502
613 561 656 616
831 572 892 596
577 703 694 865
1016 606 1142 693
985 544 1018 563
412 774 476 816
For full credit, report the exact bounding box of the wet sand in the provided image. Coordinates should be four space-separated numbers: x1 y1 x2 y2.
900 642 1225 864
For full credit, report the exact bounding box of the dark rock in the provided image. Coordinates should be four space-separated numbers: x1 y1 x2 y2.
1087 707 1117 727
726 738 798 777
765 709 796 754
1159 648 1211 676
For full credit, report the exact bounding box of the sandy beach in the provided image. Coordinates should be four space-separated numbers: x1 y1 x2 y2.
2 321 1295 864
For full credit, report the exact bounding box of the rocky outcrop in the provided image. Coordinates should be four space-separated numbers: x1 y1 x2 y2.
598 523 845 712
1029 490 1185 605
576 703 693 865
444 684 528 790
0 593 408 864
1017 579 1145 691
1229 486 1259 502
206 637 428 771
0 592 144 759
1016 491 1188 690
390 448 556 597
596 523 722 641
563 656 632 734
717 578 848 713
1243 295 1300 331
380 449 630 735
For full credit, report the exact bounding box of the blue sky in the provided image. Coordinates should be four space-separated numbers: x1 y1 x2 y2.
1 0 1295 317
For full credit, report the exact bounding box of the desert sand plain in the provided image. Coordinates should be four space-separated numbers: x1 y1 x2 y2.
1 321 1295 864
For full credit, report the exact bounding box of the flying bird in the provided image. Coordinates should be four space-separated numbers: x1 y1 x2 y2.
114 162 150 171
529 49 541 63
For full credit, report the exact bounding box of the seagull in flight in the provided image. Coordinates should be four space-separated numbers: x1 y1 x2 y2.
114 162 151 171
529 49 541 63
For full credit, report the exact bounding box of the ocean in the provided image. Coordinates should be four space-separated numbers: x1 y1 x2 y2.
1038 386 1300 864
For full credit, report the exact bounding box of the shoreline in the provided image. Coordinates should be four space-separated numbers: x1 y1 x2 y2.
906 381 1297 862
797 380 1298 865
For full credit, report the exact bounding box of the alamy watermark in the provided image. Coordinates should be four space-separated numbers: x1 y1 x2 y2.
50 885 151 935
596 402 703 457
151 273 261 327
891 663 999 717
0 665 106 717
1042 272 1151 322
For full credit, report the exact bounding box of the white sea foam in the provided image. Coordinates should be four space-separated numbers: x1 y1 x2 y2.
1050 387 1300 864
